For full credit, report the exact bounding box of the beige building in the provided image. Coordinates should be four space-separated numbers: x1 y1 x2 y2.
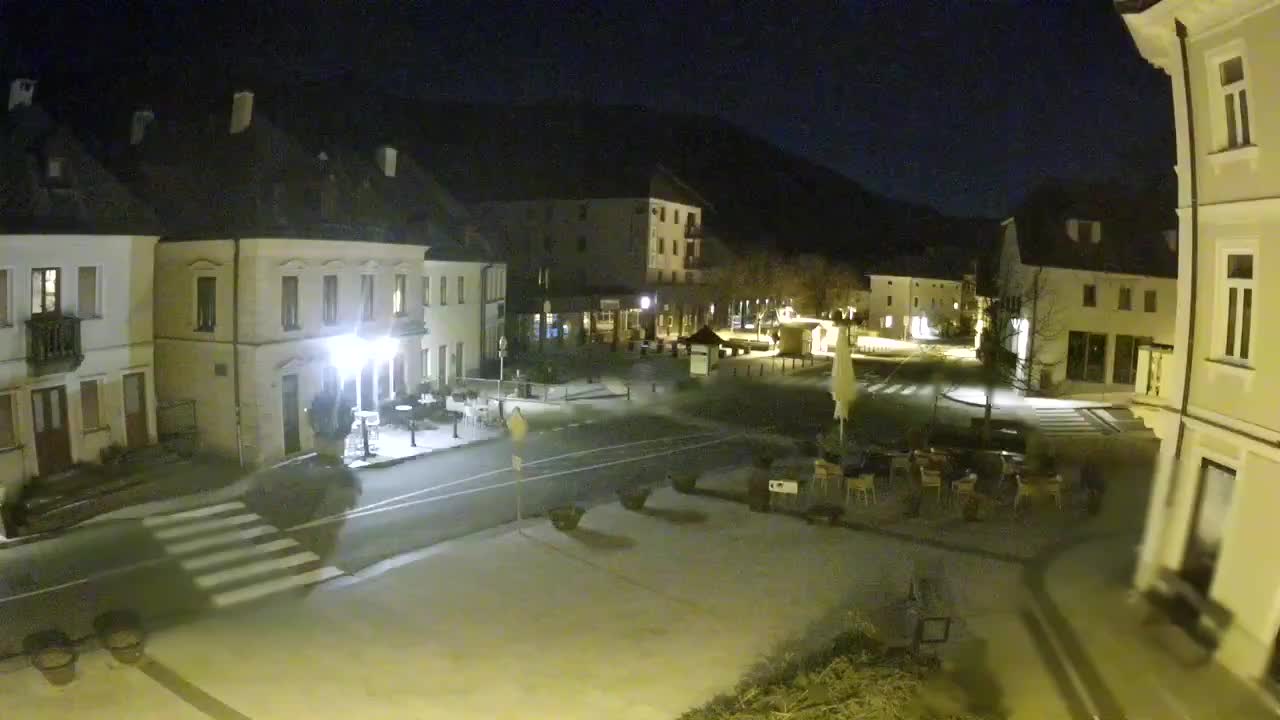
471 167 713 348
1121 0 1280 689
995 183 1178 394
0 81 159 500
136 90 503 466
867 271 963 341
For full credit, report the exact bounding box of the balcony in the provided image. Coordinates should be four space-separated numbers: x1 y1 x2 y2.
26 314 83 376
684 255 703 269
684 223 704 239
1135 343 1174 405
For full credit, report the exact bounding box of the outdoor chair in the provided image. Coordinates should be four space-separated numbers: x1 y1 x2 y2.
889 454 911 484
920 468 944 505
951 475 977 509
999 454 1021 495
1014 474 1063 512
845 473 877 507
813 460 844 498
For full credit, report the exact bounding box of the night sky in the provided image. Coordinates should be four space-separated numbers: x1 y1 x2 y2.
2 0 1172 218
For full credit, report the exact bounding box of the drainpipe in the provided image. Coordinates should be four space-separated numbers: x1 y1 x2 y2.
480 263 493 374
1171 19 1200 475
232 237 244 469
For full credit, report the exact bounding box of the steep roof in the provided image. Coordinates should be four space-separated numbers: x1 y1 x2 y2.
1010 180 1176 278
0 102 159 234
869 249 972 282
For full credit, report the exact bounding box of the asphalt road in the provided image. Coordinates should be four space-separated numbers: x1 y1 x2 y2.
0 411 759 659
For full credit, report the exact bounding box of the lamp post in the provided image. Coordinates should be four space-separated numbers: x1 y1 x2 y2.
497 335 508 419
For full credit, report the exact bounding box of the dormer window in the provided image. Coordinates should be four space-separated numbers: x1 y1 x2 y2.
46 157 65 181
1068 219 1101 244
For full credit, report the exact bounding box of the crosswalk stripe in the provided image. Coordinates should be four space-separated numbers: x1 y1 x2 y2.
869 383 886 392
882 384 901 394
899 386 918 395
143 501 246 528
181 538 300 572
195 551 320 589
153 513 261 541
211 566 344 608
164 526 279 555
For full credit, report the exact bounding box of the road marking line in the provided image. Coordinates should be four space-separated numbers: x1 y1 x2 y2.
868 383 885 392
293 434 738 531
332 431 724 520
195 551 319 589
882 384 901 394
211 566 344 608
164 526 279 555
153 514 261 541
180 538 300 571
143 501 246 527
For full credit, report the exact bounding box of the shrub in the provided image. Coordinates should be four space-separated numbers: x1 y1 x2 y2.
308 390 354 442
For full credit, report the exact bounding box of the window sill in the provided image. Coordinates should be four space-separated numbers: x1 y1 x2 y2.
1204 357 1254 374
83 425 110 435
1208 144 1260 169
282 325 302 332
0 444 21 455
80 314 103 321
193 327 215 333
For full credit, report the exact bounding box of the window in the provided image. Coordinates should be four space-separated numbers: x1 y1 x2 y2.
578 204 588 220
543 235 552 252
1144 289 1157 313
46 157 65 181
1066 331 1107 383
322 275 338 325
457 275 465 304
195 276 216 331
361 274 375 321
1218 55 1251 149
656 270 664 283
421 348 431 380
660 207 666 222
658 237 665 254
1223 253 1254 362
887 295 893 307
913 296 919 308
0 393 13 448
422 276 430 307
1118 287 1132 311
393 274 406 316
577 235 586 252
1082 284 1096 307
454 341 463 378
674 209 680 224
78 266 99 317
689 212 697 225
31 267 60 315
281 275 300 330
80 380 101 430
538 267 550 289
0 268 10 325
440 275 448 306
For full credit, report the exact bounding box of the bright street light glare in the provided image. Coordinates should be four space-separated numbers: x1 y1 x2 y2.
328 333 367 376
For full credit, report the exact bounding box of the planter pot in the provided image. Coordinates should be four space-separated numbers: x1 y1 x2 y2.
549 505 585 531
670 472 697 494
618 487 651 511
25 630 76 686
94 611 144 665
314 435 346 461
961 497 981 523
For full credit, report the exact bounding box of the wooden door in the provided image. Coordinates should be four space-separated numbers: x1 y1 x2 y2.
281 374 301 455
123 372 149 448
31 386 72 475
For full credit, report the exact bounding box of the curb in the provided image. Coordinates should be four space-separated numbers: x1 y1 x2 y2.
353 434 508 470
939 390 1022 410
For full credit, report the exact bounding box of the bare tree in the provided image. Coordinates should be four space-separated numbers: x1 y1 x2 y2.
978 264 1062 445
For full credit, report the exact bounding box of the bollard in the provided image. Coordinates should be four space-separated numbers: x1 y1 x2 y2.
453 415 460 439
651 382 657 393
732 367 737 377
25 630 76 686
626 384 631 400
94 611 144 665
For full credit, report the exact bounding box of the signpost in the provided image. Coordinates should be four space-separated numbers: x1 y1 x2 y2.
507 407 529 521
497 335 508 419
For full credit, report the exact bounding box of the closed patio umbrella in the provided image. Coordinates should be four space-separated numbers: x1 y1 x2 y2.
831 325 857 441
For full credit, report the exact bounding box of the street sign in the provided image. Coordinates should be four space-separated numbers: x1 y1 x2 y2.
506 407 528 443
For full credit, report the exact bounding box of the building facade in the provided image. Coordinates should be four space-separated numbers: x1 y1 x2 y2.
471 168 713 350
0 80 159 497
867 273 963 340
1121 0 1280 689
996 196 1178 394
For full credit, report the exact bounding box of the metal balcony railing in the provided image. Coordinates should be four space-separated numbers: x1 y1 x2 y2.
26 314 83 375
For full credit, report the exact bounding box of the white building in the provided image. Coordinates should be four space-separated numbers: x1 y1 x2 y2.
137 91 503 467
471 167 713 349
1121 0 1280 688
995 183 1178 394
867 270 963 341
0 81 160 498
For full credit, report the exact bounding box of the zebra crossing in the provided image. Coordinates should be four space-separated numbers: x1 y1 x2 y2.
1034 407 1115 437
767 372 939 398
143 500 343 609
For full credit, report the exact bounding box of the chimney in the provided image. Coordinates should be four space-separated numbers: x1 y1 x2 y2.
8 78 35 110
376 145 398 177
1164 229 1177 253
130 108 155 146
229 90 254 134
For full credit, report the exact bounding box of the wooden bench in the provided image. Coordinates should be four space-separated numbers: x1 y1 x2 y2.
907 564 954 653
